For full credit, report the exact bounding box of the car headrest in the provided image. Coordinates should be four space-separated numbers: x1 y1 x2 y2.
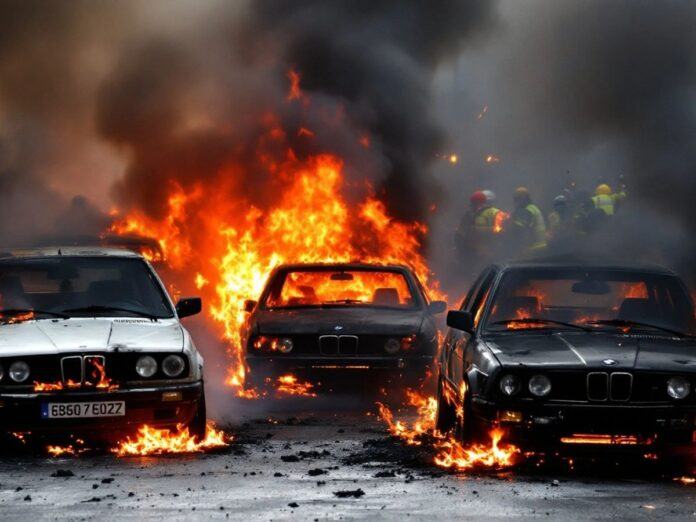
87 280 123 303
618 298 657 321
498 296 541 319
372 288 400 306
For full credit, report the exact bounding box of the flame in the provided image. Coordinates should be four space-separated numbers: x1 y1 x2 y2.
0 311 35 324
107 71 444 397
676 476 696 485
448 154 458 164
275 374 317 397
47 444 86 457
377 389 519 471
433 429 518 470
376 390 438 445
112 421 229 456
493 210 510 234
33 380 81 392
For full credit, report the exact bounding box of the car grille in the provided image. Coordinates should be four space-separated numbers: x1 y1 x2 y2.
586 372 633 402
319 335 359 355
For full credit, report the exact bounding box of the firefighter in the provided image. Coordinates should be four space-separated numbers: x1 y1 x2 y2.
455 191 502 258
547 195 574 251
592 184 626 216
510 187 547 252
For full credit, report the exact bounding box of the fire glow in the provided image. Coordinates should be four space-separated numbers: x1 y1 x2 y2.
108 71 444 398
112 421 229 457
377 389 519 471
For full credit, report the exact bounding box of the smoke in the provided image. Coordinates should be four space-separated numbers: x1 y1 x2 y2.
430 0 696 286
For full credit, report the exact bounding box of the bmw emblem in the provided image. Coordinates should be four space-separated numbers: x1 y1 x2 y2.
334 325 344 331
602 359 618 366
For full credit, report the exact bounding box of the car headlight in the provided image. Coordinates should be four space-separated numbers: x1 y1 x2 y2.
667 376 691 400
528 374 552 397
499 374 520 396
162 355 186 377
135 355 158 378
9 361 30 383
277 338 293 354
384 338 401 354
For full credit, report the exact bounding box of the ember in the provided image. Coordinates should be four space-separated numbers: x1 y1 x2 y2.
112 422 229 456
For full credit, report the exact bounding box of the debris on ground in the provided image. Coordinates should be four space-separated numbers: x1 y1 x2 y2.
333 489 365 498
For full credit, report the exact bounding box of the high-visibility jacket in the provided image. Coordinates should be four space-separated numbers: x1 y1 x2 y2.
592 194 615 216
513 204 547 250
473 206 501 232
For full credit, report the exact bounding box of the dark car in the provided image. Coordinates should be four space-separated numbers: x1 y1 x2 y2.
436 262 696 459
241 263 446 389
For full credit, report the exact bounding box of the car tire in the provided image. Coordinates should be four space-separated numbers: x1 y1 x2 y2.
435 377 457 435
187 387 207 440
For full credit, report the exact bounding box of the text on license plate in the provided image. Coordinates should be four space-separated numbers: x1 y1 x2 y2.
41 401 126 419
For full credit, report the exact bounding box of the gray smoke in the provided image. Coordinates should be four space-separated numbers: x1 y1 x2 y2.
430 0 696 288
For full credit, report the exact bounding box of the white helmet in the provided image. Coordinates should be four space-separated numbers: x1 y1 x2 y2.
482 190 496 203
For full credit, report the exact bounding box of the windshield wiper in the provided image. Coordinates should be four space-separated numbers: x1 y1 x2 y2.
61 305 159 321
490 318 592 332
583 319 694 338
323 299 366 305
0 308 69 319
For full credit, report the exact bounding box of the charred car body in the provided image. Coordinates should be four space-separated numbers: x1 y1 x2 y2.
242 263 446 389
0 248 206 439
436 262 696 458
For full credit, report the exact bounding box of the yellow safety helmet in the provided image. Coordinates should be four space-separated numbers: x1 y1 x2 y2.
595 184 612 196
514 186 530 198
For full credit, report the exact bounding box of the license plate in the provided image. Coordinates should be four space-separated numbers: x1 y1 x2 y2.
41 401 126 419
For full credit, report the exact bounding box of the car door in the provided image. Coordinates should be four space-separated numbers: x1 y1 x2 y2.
441 267 496 405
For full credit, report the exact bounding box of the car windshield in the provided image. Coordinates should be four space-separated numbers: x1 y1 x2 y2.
484 268 695 336
264 269 417 309
0 256 174 319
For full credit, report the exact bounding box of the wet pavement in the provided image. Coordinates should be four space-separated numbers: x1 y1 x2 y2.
1 395 695 520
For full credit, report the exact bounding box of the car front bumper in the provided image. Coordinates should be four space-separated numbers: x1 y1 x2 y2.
0 381 203 436
472 398 696 453
246 355 433 386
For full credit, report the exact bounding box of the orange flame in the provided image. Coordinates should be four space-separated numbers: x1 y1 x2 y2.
112 421 229 456
107 71 444 397
275 374 317 397
377 389 519 471
493 210 510 234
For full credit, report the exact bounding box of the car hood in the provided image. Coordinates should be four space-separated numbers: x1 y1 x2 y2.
0 318 184 357
485 332 696 372
255 308 424 336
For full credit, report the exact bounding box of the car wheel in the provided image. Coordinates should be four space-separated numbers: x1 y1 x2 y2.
187 388 207 440
435 377 457 435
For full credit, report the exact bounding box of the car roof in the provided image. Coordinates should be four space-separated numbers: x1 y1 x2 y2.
495 260 677 276
273 262 412 272
0 246 143 260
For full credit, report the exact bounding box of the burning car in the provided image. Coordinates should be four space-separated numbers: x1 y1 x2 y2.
0 247 206 439
241 263 446 390
436 262 696 460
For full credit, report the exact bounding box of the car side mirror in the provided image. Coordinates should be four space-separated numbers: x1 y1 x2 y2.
176 297 202 318
243 299 257 313
446 310 474 333
429 300 447 314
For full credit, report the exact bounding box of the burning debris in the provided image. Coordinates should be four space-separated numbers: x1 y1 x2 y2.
377 389 519 472
112 422 229 457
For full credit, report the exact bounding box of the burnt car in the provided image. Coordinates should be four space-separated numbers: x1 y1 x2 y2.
436 262 696 459
0 247 206 440
241 263 446 389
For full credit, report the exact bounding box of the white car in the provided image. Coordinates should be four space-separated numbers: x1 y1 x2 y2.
0 247 206 439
